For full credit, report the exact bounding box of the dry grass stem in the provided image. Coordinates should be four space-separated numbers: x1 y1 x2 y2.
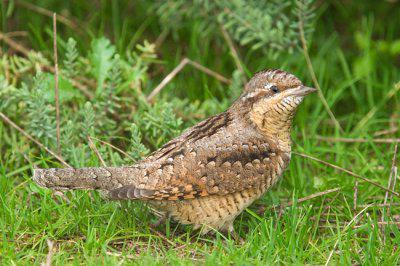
90 136 136 162
219 25 246 79
155 28 169 49
0 31 31 55
325 204 372 265
354 82 400 132
284 187 341 208
353 181 358 211
294 151 400 197
298 12 343 133
188 60 231 84
315 136 400 143
4 31 28 38
353 221 400 229
380 143 397 243
267 199 400 212
53 13 61 156
382 144 398 229
374 127 398 137
106 251 137 260
0 31 94 99
16 0 83 33
315 221 400 229
0 112 71 168
260 187 341 214
87 136 107 167
42 239 54 266
358 202 400 208
148 228 177 247
147 58 231 101
147 59 189 101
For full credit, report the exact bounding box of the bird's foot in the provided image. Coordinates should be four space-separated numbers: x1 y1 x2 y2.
228 230 244 244
150 212 168 228
224 223 244 244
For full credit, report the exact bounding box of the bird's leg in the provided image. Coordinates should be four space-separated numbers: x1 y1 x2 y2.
151 212 169 228
223 222 244 244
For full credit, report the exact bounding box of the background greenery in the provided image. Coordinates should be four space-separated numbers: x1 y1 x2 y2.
1 0 400 264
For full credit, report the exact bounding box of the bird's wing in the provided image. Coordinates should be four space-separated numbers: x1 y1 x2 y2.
109 111 287 200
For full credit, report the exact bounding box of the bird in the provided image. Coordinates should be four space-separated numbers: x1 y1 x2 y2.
33 68 316 236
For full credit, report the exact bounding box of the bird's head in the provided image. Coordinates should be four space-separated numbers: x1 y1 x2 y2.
233 69 316 143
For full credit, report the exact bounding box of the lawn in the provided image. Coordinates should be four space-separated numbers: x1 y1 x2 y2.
1 1 400 264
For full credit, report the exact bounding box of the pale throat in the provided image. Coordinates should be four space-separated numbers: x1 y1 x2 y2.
249 98 297 152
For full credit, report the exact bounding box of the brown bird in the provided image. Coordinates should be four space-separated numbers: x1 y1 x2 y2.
33 69 316 236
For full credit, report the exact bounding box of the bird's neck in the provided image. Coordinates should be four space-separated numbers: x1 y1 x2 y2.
248 103 294 153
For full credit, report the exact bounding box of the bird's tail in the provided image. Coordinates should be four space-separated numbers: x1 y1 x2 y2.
33 167 133 191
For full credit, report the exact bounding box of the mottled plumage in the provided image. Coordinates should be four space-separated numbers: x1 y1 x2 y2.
33 69 316 234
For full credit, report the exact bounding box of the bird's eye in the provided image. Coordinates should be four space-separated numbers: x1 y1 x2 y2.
270 85 279 93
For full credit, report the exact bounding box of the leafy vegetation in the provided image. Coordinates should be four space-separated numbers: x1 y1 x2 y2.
1 0 400 264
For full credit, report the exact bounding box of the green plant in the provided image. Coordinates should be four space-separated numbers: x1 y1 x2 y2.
156 0 316 57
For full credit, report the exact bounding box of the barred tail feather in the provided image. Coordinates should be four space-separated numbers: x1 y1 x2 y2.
33 167 134 191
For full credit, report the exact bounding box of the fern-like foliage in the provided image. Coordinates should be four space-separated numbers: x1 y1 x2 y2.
0 52 51 81
0 36 173 167
89 37 116 95
61 119 80 161
102 54 122 116
126 40 158 88
92 54 123 135
228 69 246 100
81 101 96 138
63 38 79 79
126 123 150 162
156 0 316 57
17 73 56 147
0 76 17 111
218 1 294 55
138 102 183 148
294 0 316 38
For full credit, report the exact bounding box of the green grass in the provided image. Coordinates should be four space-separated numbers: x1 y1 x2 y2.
1 0 400 264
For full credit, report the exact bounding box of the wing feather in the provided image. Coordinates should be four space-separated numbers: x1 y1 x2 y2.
109 112 288 201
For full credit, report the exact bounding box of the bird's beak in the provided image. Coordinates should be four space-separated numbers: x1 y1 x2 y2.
291 86 317 97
